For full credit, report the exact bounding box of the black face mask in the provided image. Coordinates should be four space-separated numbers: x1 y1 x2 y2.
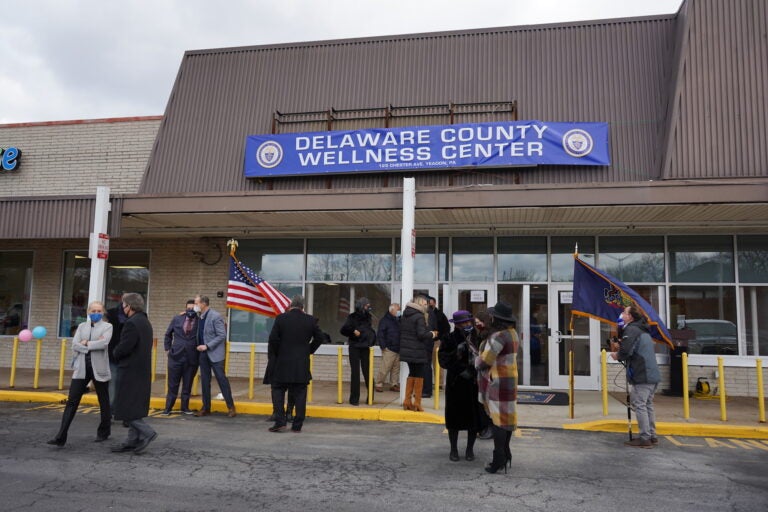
185 310 197 319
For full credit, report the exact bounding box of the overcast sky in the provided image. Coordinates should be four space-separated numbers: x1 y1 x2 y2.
1 0 682 124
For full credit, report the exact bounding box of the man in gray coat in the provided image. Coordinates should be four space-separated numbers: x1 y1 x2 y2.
194 295 236 417
611 305 661 448
111 292 157 454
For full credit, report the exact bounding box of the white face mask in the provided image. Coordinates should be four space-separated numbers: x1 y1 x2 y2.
193 305 202 313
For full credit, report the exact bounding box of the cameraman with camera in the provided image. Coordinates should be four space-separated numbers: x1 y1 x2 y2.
438 310 482 462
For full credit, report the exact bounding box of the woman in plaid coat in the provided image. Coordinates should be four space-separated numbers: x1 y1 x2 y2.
475 301 519 474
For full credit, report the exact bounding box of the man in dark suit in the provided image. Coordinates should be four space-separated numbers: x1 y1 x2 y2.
161 299 200 415
111 292 157 454
267 295 327 433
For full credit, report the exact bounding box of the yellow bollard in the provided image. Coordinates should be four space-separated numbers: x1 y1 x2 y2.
433 347 440 411
9 336 19 388
248 344 255 400
718 356 727 422
601 350 608 416
337 345 343 404
568 350 574 419
309 354 314 403
151 338 157 383
33 338 43 389
58 339 67 390
225 341 230 375
367 347 374 405
757 358 765 423
682 352 690 419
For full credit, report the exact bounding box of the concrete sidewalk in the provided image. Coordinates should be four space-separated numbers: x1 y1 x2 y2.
2 367 767 439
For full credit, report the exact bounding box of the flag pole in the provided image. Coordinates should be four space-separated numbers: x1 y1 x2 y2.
227 238 281 317
568 313 575 419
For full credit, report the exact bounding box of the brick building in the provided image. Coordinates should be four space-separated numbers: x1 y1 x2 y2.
1 0 767 396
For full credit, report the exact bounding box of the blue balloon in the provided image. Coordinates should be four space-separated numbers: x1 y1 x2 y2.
32 326 47 339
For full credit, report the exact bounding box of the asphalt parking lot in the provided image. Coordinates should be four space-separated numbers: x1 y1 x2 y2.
1 402 766 512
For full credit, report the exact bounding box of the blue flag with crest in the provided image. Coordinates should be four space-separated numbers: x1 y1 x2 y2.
572 255 673 348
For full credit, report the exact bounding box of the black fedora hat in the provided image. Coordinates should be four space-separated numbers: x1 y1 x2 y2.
488 301 517 323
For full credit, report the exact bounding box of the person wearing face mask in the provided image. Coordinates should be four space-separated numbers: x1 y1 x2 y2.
160 299 200 415
438 310 482 462
47 301 113 447
375 303 401 393
194 294 237 418
340 297 377 406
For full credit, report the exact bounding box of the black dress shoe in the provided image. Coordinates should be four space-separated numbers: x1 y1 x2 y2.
133 432 157 454
449 450 460 462
268 424 286 433
110 443 136 453
46 438 65 447
94 436 110 443
465 449 475 461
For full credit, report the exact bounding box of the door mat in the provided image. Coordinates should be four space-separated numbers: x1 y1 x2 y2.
518 391 569 406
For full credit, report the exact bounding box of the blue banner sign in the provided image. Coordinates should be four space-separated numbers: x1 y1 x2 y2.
244 120 609 177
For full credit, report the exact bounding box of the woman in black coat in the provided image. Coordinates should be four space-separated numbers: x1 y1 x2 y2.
399 295 437 411
438 310 482 462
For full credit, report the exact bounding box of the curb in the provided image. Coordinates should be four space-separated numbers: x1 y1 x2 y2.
563 419 768 439
0 390 444 425
4 390 763 436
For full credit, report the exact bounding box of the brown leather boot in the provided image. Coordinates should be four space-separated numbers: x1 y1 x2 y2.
412 377 424 411
403 377 415 410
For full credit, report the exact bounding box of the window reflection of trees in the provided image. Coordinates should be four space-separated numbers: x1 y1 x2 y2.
601 253 663 282
308 253 391 281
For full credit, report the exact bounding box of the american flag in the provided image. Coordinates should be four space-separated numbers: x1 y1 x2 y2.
226 258 290 317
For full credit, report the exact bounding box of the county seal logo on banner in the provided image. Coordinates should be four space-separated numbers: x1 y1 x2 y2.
244 120 610 178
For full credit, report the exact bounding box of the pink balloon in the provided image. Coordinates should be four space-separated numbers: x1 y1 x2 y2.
18 329 33 342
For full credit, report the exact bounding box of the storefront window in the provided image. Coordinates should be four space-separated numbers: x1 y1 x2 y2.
396 237 436 281
438 237 449 281
551 237 595 282
742 286 768 356
307 239 392 281
669 285 737 355
307 283 390 344
737 235 768 283
497 237 547 282
598 236 664 282
228 283 303 343
59 250 150 337
668 235 734 283
0 251 33 336
235 239 304 281
452 237 493 282
106 251 151 310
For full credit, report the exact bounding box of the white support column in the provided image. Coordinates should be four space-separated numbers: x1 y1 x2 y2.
87 186 111 305
400 177 416 401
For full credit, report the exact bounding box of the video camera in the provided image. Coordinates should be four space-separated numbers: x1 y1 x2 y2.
604 335 622 351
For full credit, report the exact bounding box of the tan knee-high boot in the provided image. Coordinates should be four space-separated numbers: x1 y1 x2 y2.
403 377 415 410
412 377 424 411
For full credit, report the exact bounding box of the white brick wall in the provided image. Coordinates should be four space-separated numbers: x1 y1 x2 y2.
0 118 160 196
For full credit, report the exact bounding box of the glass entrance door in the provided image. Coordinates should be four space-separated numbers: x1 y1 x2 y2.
446 284 496 324
549 284 600 390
